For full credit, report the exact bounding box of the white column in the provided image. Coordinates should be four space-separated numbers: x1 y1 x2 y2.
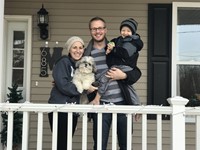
167 96 189 150
0 3 5 149
0 0 5 101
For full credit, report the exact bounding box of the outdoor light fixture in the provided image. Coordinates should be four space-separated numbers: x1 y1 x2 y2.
37 4 49 40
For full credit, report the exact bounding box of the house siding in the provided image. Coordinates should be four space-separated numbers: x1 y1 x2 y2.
4 0 199 149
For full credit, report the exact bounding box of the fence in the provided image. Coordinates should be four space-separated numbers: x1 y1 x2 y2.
0 96 200 150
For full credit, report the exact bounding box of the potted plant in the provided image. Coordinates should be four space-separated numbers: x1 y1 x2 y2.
0 83 23 150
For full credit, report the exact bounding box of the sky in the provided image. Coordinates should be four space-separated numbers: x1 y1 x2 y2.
177 24 200 61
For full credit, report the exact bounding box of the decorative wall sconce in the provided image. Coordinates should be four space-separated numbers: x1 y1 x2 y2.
37 4 49 40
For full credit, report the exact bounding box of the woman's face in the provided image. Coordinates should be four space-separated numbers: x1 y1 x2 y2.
69 41 84 61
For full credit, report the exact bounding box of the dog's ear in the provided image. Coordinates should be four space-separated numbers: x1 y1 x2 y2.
76 60 81 68
92 62 97 73
92 65 96 73
88 56 96 73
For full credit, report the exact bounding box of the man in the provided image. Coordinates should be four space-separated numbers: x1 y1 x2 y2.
84 17 141 150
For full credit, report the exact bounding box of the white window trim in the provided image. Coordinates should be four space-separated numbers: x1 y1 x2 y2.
4 15 32 102
172 2 200 123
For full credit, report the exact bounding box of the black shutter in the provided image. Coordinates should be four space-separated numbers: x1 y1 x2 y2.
147 4 172 119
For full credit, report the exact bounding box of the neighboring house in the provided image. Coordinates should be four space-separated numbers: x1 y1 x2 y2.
0 0 200 149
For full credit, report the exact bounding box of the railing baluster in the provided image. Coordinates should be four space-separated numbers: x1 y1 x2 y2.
7 111 13 150
112 113 117 150
52 111 58 150
82 113 88 150
67 112 73 150
22 112 29 150
142 114 147 150
157 114 162 150
97 113 102 150
196 115 200 150
127 113 132 150
37 112 43 150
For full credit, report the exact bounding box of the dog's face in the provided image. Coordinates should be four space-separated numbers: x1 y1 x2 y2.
76 56 96 74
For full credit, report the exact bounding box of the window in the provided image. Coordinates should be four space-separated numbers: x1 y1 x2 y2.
12 31 25 87
172 2 200 107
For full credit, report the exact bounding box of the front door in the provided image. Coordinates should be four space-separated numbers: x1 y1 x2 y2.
4 15 32 102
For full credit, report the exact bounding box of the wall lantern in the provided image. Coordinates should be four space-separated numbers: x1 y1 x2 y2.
37 4 49 40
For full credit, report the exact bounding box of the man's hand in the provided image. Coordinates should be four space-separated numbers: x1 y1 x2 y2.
89 99 100 105
105 67 127 80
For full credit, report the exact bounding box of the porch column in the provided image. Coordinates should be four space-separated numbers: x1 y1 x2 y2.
167 96 189 150
0 0 5 100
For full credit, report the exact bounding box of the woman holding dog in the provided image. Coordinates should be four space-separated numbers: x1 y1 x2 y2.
48 36 96 150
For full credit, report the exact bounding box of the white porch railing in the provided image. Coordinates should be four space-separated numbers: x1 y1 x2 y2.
0 96 200 150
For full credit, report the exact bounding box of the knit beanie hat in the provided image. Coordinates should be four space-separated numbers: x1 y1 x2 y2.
65 36 85 55
120 18 138 34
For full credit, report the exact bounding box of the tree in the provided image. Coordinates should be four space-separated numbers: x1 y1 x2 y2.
0 83 23 150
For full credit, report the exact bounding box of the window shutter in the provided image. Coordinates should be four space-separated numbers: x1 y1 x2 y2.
147 4 172 119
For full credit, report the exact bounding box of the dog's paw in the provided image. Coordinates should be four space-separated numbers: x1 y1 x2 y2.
77 87 84 93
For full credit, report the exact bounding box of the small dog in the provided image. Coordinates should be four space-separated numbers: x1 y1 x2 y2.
73 56 96 96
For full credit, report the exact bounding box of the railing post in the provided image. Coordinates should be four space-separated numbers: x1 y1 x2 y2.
167 96 189 150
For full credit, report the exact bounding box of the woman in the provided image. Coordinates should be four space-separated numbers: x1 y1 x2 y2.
48 36 95 150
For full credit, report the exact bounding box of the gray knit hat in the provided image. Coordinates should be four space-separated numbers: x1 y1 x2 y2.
120 18 138 34
65 36 85 55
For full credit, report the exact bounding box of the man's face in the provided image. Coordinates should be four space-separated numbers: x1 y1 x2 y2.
89 20 107 42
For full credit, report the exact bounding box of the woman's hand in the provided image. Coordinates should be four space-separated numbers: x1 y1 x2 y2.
90 99 100 105
105 67 127 80
89 92 100 105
